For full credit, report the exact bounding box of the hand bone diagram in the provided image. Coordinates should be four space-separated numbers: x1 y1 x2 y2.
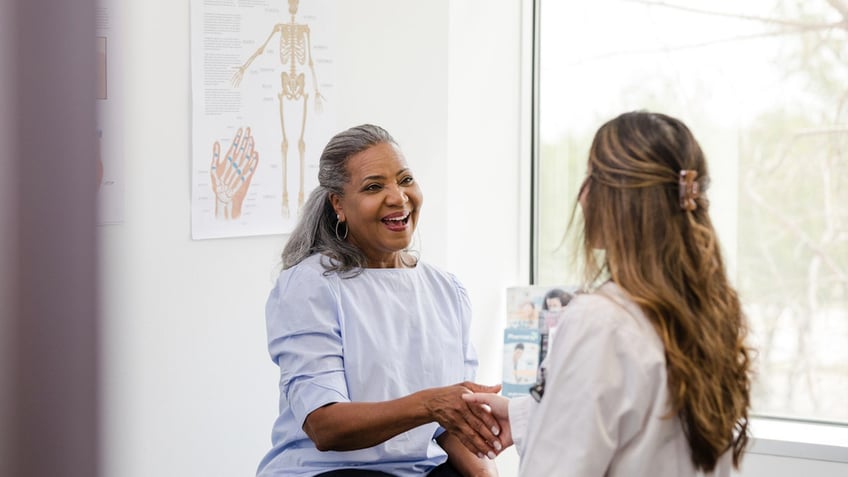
210 127 260 220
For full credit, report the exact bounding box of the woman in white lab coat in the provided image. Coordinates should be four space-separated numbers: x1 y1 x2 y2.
468 111 753 477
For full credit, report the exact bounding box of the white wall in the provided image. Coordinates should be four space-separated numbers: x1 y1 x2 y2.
446 0 529 473
100 1 845 476
101 1 459 476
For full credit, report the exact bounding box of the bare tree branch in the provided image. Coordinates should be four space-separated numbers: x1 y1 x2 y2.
836 84 848 123
620 0 843 29
826 0 848 21
569 27 838 67
758 126 848 182
745 172 848 283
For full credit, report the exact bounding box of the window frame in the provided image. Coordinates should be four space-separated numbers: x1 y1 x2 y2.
526 0 848 464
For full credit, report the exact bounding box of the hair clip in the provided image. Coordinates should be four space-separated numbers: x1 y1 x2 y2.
679 170 699 212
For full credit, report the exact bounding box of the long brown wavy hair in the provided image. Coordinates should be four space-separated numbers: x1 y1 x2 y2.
578 111 753 471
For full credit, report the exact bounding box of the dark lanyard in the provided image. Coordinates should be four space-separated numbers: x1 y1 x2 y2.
530 367 545 402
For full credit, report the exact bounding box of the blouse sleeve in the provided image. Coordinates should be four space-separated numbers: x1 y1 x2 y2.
265 264 350 430
432 273 478 441
517 296 654 477
451 273 478 382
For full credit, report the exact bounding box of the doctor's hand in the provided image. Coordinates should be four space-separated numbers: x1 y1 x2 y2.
463 393 514 449
420 382 504 459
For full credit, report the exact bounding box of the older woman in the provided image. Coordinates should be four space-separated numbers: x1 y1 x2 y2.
256 125 502 477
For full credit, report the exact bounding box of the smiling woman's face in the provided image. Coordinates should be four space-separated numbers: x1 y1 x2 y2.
330 142 423 268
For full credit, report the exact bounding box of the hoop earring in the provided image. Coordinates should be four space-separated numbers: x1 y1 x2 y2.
335 215 348 241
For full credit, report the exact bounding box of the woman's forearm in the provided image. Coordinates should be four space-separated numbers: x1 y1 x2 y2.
438 432 499 477
303 383 503 457
303 391 431 451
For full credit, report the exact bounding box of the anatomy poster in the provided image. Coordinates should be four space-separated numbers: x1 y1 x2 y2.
190 0 337 239
96 0 125 224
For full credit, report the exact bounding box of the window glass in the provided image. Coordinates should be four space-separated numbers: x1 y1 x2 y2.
535 0 848 423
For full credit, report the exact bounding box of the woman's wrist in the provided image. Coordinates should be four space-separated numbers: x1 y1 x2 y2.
412 387 437 421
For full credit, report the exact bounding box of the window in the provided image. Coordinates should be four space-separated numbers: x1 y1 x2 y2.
533 0 848 424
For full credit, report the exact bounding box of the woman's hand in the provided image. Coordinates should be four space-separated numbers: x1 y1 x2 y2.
422 382 504 458
462 393 513 449
437 419 501 477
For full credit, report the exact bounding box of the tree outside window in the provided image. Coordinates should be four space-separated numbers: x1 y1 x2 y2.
535 0 848 423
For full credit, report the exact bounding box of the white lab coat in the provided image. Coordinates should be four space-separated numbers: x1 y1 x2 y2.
508 281 732 477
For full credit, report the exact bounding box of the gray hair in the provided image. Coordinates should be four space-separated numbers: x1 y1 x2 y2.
282 124 397 275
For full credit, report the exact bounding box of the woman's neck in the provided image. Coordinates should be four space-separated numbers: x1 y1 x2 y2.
365 251 416 269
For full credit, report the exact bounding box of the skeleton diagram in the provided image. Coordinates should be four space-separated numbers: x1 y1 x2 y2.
232 0 324 218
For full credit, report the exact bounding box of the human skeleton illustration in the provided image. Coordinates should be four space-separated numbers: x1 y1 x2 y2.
232 0 324 218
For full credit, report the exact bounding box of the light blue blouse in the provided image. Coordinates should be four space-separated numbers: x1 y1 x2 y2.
256 254 477 477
